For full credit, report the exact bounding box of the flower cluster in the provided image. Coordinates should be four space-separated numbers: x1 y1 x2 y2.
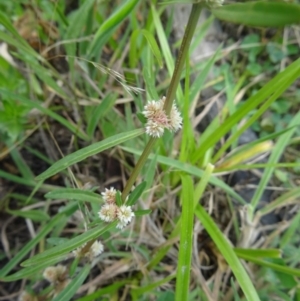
98 187 134 229
43 265 68 283
72 240 104 260
43 265 70 297
143 97 182 138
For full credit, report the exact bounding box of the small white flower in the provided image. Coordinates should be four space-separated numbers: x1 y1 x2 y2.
90 240 104 256
73 241 104 260
143 97 182 137
86 240 104 260
116 220 128 230
72 243 86 258
43 265 67 283
142 100 163 118
116 205 135 229
145 120 165 137
168 103 182 132
98 203 118 222
101 187 116 203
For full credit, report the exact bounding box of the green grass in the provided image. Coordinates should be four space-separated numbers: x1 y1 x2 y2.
0 1 300 300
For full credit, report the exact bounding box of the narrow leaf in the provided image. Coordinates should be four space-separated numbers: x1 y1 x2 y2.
175 175 194 301
52 265 91 301
36 129 144 181
22 222 117 267
212 2 300 27
45 189 102 204
127 181 147 206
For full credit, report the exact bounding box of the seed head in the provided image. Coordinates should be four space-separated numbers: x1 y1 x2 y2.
73 240 104 260
168 103 182 132
145 119 165 138
101 187 117 203
43 265 67 283
116 205 135 229
143 97 182 137
98 203 118 222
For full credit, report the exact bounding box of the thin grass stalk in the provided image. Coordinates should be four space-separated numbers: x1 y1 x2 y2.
121 3 203 201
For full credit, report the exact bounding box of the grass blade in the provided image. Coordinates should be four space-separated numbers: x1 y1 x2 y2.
212 2 300 27
121 146 246 204
52 264 91 301
45 188 102 204
250 110 300 214
195 204 261 301
36 129 144 181
22 221 117 267
88 0 140 58
175 175 194 301
0 205 77 278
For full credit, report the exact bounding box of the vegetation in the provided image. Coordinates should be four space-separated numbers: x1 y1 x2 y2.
0 0 300 300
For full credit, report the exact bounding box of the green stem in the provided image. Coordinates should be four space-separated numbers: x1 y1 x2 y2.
122 3 203 201
164 3 203 114
122 137 157 201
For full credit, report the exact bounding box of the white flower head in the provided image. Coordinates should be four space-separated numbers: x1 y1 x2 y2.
43 265 67 283
116 205 135 229
73 241 104 260
145 119 166 138
98 203 118 222
116 220 128 230
168 103 182 132
101 187 117 203
143 97 182 137
142 100 163 118
86 240 104 260
72 242 84 258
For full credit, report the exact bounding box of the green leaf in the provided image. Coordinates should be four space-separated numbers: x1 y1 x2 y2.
115 191 122 207
0 90 88 141
127 181 147 206
87 0 140 58
86 94 117 138
6 209 50 222
52 265 91 301
234 248 281 259
0 204 77 278
211 2 300 27
121 146 246 205
239 256 300 277
195 205 261 301
134 209 152 216
130 29 163 68
1 257 64 282
131 274 176 299
75 280 130 301
47 237 70 246
45 188 102 204
194 57 300 163
250 110 300 214
36 129 144 181
22 221 117 267
64 0 95 40
175 175 194 301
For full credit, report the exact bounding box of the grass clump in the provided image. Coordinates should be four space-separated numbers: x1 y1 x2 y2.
0 1 300 301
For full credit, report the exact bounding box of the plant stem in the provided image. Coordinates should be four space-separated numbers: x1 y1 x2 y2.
122 137 157 201
121 3 203 201
164 3 203 114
